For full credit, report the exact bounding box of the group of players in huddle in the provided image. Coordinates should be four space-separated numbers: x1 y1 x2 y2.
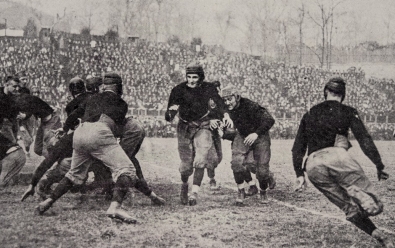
0 63 393 247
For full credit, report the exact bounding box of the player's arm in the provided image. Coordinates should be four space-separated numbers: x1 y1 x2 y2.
292 114 309 190
292 113 308 178
165 88 180 122
350 109 389 180
63 101 86 132
243 105 275 146
254 106 275 136
12 94 34 119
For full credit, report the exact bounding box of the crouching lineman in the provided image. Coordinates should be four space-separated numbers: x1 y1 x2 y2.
22 76 147 201
165 63 231 206
221 85 276 206
21 77 112 201
35 73 165 224
292 77 393 247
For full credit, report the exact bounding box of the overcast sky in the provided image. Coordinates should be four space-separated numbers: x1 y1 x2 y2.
12 0 395 50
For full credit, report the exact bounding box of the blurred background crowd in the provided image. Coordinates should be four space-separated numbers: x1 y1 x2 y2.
1 37 394 140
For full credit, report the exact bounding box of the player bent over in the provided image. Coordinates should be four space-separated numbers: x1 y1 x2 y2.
165 63 231 206
13 87 62 159
35 73 165 224
292 78 393 247
21 77 112 200
221 85 276 206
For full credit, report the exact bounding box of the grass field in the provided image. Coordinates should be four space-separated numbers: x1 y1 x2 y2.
1 138 394 248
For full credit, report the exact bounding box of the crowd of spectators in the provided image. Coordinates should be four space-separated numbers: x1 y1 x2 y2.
1 36 394 140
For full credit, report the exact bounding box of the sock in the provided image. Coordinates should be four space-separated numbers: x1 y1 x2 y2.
258 179 269 191
135 178 152 196
131 157 144 180
207 168 215 179
113 175 134 204
50 177 74 202
233 171 245 185
244 169 253 183
348 215 377 235
181 174 189 183
192 168 204 186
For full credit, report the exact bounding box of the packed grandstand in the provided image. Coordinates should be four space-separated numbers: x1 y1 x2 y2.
1 36 394 139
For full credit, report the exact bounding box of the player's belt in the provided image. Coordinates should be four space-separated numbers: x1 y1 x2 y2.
179 111 210 128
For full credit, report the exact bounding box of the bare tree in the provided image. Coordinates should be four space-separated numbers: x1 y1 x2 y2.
296 3 305 66
241 0 288 58
281 21 291 64
50 7 67 33
383 12 393 45
307 0 345 68
215 10 234 45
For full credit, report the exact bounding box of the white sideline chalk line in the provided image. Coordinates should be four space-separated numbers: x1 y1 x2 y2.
145 162 395 235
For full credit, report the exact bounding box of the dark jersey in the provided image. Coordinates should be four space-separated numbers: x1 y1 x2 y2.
292 100 385 177
228 97 275 137
0 87 20 125
63 93 91 131
165 81 225 122
0 87 20 147
0 134 17 160
13 94 53 119
82 91 128 126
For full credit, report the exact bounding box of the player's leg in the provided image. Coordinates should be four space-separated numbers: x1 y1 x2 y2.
0 147 26 188
334 148 383 216
177 122 194 205
244 150 258 197
190 128 214 205
40 114 62 159
24 116 36 153
119 117 146 180
35 122 93 215
254 134 274 204
36 158 67 199
88 159 113 198
90 119 164 221
231 133 250 206
36 149 92 215
95 142 164 222
306 148 392 245
207 132 222 190
18 124 33 156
